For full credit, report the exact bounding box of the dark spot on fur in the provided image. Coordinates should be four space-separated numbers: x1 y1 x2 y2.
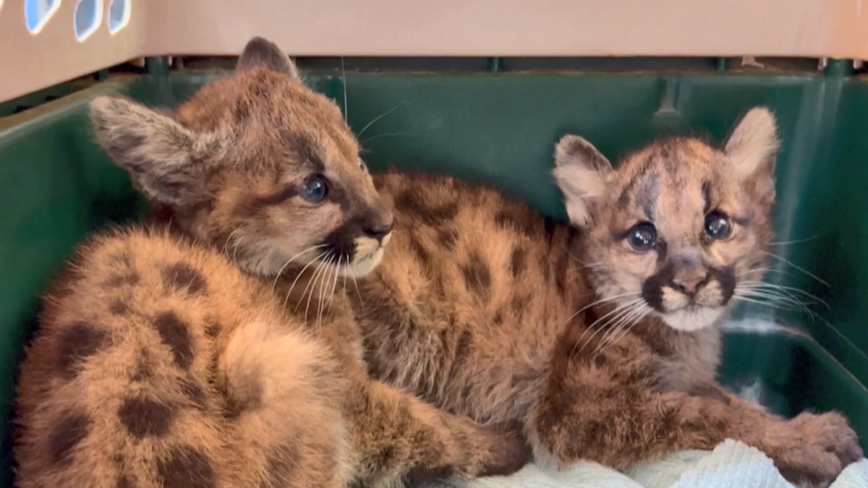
460 252 491 298
395 190 459 226
234 98 251 121
162 262 207 296
493 309 504 325
455 329 473 357
408 235 431 267
181 378 207 410
118 397 175 439
112 453 125 466
260 444 301 488
494 209 537 236
451 330 473 374
48 412 90 464
204 320 220 337
116 474 135 488
131 350 152 382
109 299 130 316
437 229 458 249
655 407 681 441
510 247 526 277
153 311 195 369
511 294 530 316
56 322 109 380
157 446 217 488
104 271 141 288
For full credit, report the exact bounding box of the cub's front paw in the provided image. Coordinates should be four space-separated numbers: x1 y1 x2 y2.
772 412 863 486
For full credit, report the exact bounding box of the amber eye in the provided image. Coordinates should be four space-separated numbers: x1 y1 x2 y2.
358 158 368 173
704 211 732 240
627 222 657 251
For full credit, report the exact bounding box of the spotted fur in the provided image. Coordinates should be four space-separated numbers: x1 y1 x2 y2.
354 108 862 486
13 37 530 488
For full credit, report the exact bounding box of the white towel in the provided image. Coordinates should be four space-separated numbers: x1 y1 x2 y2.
423 440 868 488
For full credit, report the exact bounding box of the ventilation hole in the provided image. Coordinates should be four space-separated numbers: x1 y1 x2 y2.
107 0 128 34
73 0 100 41
25 0 60 34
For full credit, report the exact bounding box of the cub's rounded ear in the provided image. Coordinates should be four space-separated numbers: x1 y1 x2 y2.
552 135 613 226
723 106 778 205
236 36 300 80
89 95 219 207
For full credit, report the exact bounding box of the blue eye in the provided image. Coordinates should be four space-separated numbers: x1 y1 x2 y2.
302 175 328 203
627 222 657 251
704 211 732 240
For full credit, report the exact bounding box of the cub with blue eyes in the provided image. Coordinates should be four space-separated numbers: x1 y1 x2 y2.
355 107 863 486
13 37 530 488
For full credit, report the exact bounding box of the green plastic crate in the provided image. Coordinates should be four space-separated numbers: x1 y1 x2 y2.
0 61 866 485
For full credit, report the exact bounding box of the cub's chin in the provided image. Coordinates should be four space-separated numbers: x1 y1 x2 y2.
341 247 385 278
658 305 727 332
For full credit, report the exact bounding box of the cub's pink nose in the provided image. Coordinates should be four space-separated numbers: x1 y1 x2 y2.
672 277 706 296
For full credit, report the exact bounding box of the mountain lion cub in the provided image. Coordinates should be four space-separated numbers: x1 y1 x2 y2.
355 107 863 486
13 37 528 488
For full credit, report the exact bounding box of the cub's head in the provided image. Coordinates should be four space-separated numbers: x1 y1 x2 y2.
554 108 778 331
89 37 392 278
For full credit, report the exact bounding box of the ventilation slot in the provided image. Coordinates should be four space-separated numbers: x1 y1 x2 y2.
25 0 60 34
73 0 101 41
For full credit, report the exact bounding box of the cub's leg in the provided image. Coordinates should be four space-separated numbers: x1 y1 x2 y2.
527 335 863 487
220 320 349 488
348 378 530 487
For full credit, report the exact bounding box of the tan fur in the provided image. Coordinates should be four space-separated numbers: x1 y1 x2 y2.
13 37 530 488
353 108 863 486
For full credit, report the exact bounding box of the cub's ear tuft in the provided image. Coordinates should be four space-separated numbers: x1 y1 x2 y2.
89 95 219 207
236 36 300 80
723 106 778 206
552 135 613 226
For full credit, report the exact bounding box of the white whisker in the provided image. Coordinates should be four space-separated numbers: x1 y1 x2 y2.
271 244 327 293
594 304 651 358
767 234 824 247
759 251 829 287
282 253 323 311
356 101 408 138
299 252 332 322
361 131 410 145
341 56 348 121
574 299 645 356
562 292 640 327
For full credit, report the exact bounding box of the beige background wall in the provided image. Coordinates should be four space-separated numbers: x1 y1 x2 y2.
2 0 868 103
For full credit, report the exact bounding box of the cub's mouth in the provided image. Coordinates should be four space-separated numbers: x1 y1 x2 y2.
337 232 392 278
641 266 737 332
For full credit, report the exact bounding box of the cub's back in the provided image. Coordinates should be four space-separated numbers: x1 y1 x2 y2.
359 170 586 423
15 227 348 488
